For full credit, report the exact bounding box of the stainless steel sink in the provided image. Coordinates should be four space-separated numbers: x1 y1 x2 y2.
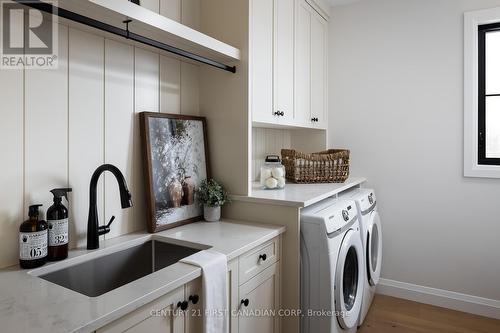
38 240 201 297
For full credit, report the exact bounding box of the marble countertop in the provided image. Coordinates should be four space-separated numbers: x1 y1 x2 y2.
0 220 285 333
231 177 367 207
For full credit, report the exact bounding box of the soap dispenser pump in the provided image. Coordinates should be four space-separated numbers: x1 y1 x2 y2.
47 188 72 261
19 204 48 269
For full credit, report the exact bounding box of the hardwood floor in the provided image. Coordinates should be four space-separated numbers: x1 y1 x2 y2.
358 295 500 333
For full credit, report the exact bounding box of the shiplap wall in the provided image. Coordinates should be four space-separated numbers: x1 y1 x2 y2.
0 0 200 268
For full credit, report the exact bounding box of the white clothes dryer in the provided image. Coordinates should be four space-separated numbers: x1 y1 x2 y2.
301 198 365 333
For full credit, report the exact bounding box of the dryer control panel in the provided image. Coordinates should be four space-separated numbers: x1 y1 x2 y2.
358 190 376 214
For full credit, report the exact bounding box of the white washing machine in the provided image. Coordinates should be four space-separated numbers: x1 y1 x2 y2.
301 198 365 333
340 189 382 326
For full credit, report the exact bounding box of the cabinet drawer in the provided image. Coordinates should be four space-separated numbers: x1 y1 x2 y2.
239 237 280 285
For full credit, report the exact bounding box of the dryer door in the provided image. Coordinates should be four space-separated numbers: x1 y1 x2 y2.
366 211 382 286
334 228 364 329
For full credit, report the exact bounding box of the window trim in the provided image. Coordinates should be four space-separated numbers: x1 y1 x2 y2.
464 7 500 178
478 22 500 166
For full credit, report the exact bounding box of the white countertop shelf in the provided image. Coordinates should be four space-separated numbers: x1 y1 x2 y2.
232 177 367 208
47 0 240 63
0 220 284 333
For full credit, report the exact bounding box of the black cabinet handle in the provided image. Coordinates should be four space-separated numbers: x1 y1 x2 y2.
177 300 188 310
241 299 250 307
311 117 319 122
259 254 267 261
274 111 280 116
189 294 200 305
279 111 285 116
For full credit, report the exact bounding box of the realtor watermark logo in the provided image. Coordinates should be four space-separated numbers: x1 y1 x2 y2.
1 0 58 69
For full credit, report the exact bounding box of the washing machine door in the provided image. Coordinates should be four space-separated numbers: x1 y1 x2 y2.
366 211 382 286
334 228 364 329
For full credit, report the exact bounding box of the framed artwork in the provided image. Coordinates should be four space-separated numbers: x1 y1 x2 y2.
140 112 210 232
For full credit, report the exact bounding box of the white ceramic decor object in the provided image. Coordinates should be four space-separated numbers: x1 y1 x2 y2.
204 205 221 222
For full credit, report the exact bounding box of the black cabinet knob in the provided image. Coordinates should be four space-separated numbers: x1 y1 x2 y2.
311 117 319 122
241 299 250 307
259 254 267 261
189 294 200 305
274 111 280 116
177 300 188 310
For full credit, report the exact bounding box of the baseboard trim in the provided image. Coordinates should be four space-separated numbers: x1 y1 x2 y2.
377 278 500 320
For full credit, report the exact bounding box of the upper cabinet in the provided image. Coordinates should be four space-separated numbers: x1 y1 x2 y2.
250 0 275 124
250 0 294 125
297 0 328 129
251 0 328 130
274 0 295 124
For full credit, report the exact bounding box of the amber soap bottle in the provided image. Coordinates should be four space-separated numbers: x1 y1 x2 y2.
19 204 48 269
47 188 72 261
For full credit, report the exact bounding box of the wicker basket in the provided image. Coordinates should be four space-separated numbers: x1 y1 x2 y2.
281 149 350 183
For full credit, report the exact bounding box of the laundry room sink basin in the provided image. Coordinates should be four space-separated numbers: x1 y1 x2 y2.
37 240 202 297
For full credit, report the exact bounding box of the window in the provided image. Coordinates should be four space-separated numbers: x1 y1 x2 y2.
464 7 500 178
478 23 500 165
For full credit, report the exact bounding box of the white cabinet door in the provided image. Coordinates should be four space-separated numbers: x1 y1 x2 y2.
228 259 239 333
294 0 312 126
295 0 328 129
238 264 281 333
97 286 184 333
310 11 327 129
274 0 295 124
250 0 274 124
185 277 203 333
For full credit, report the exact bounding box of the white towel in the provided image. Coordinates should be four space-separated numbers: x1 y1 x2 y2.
180 249 228 333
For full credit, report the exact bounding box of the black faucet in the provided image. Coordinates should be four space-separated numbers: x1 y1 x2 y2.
87 164 133 250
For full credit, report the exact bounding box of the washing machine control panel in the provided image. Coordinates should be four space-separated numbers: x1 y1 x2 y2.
323 202 357 234
342 209 349 221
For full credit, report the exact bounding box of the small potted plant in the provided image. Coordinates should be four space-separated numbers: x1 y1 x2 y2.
197 179 230 222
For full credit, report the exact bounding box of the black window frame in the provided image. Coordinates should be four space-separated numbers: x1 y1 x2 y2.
478 22 500 165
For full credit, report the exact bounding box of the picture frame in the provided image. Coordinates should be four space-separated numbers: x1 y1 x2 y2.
140 112 210 233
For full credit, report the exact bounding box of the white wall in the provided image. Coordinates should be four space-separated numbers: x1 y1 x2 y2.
329 0 500 301
0 0 201 269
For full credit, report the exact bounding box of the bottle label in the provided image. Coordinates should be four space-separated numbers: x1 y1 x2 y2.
19 231 48 260
48 218 68 246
